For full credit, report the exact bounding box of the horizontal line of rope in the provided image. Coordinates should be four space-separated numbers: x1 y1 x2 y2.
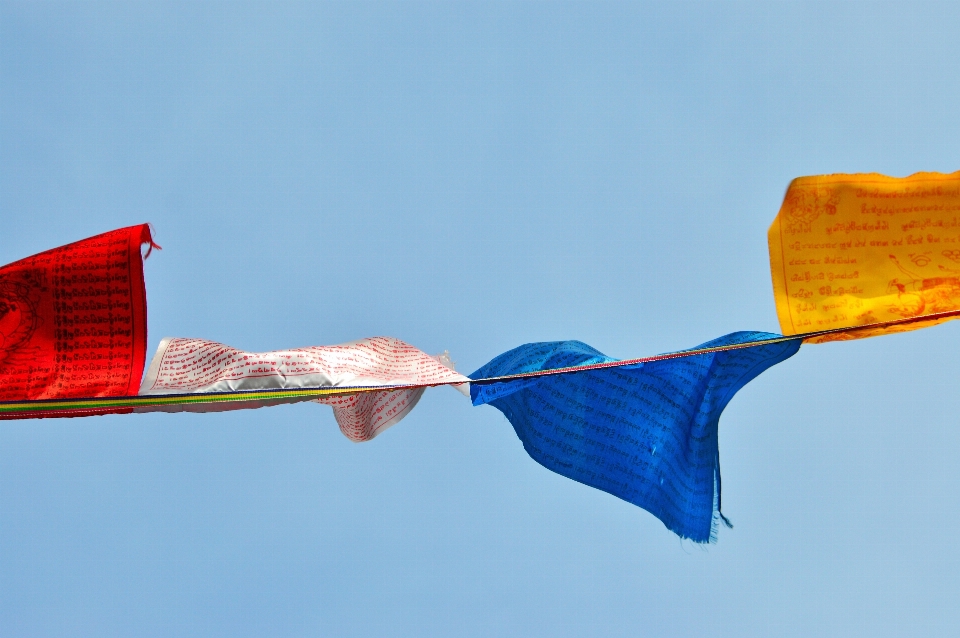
3 309 958 416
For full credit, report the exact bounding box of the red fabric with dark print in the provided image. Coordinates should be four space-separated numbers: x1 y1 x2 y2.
0 225 155 403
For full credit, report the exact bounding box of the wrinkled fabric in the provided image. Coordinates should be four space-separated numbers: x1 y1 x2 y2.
139 336 469 440
769 170 960 343
470 332 801 542
0 225 154 416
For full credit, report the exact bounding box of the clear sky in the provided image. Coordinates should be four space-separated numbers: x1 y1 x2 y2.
2 2 960 636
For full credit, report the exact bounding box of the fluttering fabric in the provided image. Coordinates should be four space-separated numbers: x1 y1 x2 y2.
0 224 155 415
769 170 960 342
138 336 470 441
3 169 960 542
468 333 801 542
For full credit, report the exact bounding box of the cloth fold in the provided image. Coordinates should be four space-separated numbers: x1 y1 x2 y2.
0 224 154 414
768 171 960 343
139 336 470 441
469 332 801 542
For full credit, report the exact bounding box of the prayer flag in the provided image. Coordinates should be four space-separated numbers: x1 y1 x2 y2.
469 333 801 542
0 224 156 416
769 171 960 342
139 336 470 441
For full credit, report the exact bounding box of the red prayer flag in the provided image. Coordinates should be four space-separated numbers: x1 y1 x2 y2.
0 225 156 414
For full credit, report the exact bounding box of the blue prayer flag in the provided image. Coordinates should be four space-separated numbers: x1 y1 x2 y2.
469 332 801 542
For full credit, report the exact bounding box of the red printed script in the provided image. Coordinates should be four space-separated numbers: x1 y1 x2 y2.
0 225 154 405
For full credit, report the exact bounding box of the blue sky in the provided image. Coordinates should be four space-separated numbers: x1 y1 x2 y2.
2 2 960 636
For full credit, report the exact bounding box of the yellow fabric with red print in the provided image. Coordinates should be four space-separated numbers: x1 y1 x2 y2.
769 171 960 343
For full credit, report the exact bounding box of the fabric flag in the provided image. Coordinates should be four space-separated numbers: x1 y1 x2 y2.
769 170 960 343
469 332 801 542
138 336 470 441
0 224 156 417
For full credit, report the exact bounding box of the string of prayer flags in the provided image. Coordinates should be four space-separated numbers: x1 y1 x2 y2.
3 169 960 542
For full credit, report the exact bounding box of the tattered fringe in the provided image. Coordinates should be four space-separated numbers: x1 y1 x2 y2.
141 224 162 259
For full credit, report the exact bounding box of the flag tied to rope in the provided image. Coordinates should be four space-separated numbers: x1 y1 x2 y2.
769 170 960 342
0 224 155 411
468 334 800 542
138 336 469 442
2 170 960 542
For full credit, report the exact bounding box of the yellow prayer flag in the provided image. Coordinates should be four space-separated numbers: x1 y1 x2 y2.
768 171 960 343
